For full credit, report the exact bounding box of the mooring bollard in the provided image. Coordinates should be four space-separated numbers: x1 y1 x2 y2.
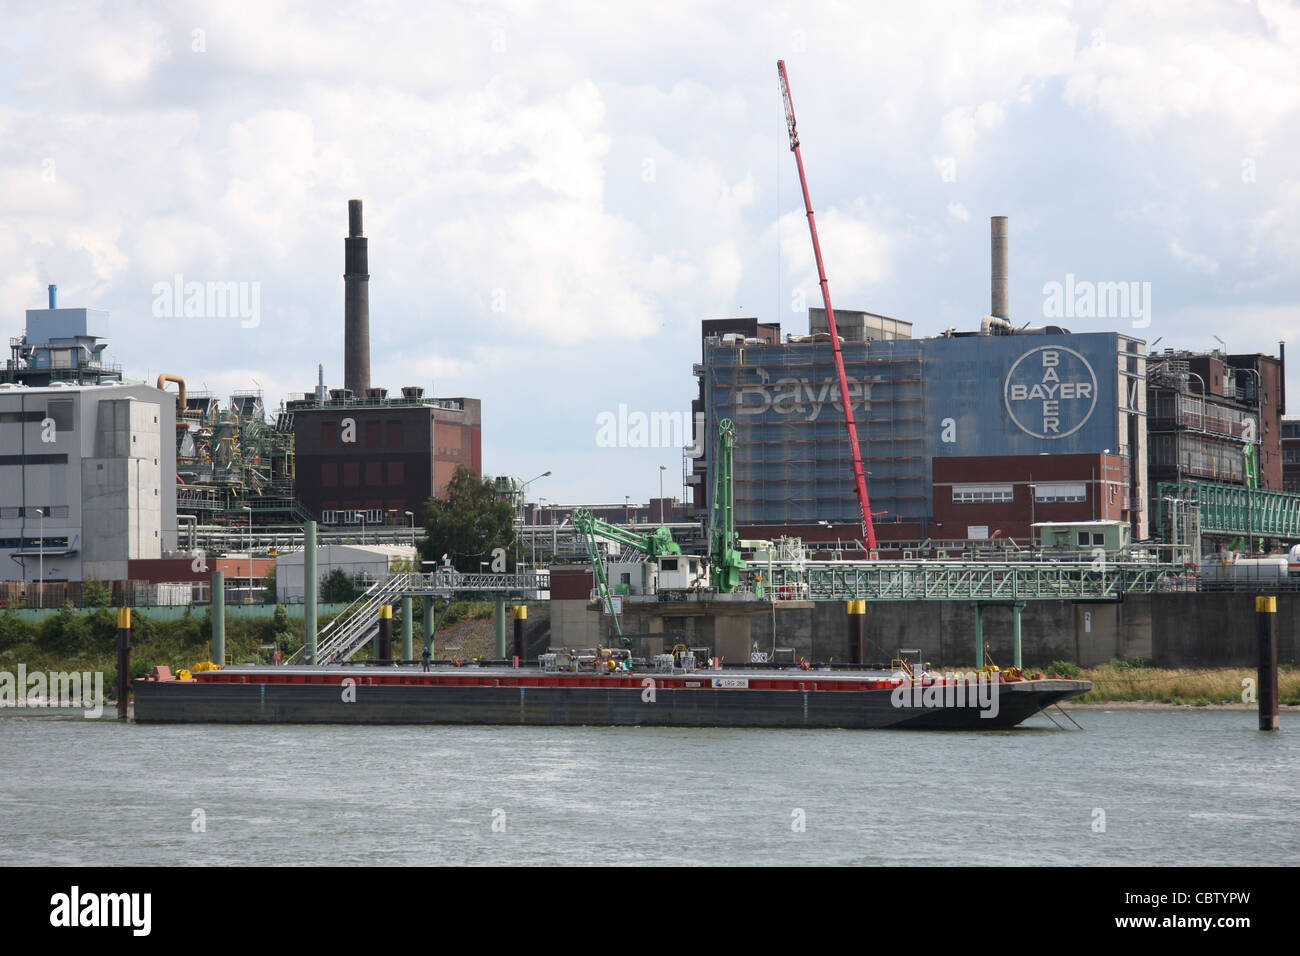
1257 595 1279 732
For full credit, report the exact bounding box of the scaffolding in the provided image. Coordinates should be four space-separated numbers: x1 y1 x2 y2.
704 338 927 526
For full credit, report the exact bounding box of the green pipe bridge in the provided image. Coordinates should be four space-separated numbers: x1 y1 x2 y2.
1157 480 1300 540
752 560 1189 602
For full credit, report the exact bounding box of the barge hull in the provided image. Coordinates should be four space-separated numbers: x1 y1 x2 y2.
133 678 1087 730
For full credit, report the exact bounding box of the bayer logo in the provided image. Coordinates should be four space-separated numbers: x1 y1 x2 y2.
1003 346 1098 439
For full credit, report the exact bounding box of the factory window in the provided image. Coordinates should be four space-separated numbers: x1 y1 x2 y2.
1034 482 1087 503
321 422 339 448
45 399 73 430
365 421 381 447
365 461 382 485
387 421 402 447
343 462 360 487
320 510 338 524
951 484 1013 504
1 507 19 519
322 463 338 487
1077 531 1107 547
387 461 404 486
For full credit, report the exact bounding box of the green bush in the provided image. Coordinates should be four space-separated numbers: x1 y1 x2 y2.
1047 660 1081 678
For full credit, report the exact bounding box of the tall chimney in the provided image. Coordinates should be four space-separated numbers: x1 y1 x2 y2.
991 215 1008 320
344 199 370 396
48 284 57 309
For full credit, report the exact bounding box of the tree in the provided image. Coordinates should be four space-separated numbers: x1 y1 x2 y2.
421 466 517 573
320 568 358 604
83 577 111 608
260 566 278 604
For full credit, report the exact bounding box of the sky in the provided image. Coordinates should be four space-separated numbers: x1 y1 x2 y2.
3 0 1299 505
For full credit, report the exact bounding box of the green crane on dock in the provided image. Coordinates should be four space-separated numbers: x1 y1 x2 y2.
709 418 747 592
574 507 682 644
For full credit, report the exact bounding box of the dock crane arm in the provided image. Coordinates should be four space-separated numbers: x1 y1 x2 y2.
573 508 683 646
709 418 747 592
777 60 878 553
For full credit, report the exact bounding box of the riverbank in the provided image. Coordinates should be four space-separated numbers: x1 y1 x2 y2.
1061 664 1300 706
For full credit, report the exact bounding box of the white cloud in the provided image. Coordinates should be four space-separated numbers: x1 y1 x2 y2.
1168 240 1219 276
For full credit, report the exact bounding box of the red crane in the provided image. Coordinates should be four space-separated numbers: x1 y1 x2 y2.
777 60 878 552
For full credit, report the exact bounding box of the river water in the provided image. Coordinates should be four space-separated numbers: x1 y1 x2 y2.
2 709 1296 866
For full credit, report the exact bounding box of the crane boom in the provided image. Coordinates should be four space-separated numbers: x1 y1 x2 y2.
777 60 877 552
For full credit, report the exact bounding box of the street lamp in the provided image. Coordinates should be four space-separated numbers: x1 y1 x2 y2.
37 506 49 609
516 472 551 567
405 510 415 550
659 465 667 522
519 471 552 513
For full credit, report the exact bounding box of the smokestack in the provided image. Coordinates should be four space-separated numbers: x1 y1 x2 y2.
48 284 57 309
991 216 1008 320
344 199 371 397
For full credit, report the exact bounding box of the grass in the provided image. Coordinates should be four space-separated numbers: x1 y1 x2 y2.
1071 663 1300 705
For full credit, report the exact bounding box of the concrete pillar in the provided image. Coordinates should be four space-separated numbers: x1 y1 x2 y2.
494 598 507 658
401 595 413 661
422 595 434 655
212 570 225 666
304 520 318 665
971 601 983 668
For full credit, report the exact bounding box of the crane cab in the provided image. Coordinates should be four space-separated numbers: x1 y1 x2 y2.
654 554 708 592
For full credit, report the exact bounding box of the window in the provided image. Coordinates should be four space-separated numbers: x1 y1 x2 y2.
322 463 338 487
1034 482 1086 503
1077 531 1089 546
387 461 404 486
952 483 1013 504
1093 533 1106 546
387 421 403 447
365 420 381 447
321 422 339 449
365 461 381 486
661 558 678 571
343 462 360 487
45 398 73 430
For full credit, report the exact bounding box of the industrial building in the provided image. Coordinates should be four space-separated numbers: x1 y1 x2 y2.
685 217 1293 551
0 379 178 584
4 285 122 387
1145 348 1283 521
173 381 303 527
1283 419 1300 493
689 325 1148 542
288 200 482 527
275 543 417 602
688 217 1151 545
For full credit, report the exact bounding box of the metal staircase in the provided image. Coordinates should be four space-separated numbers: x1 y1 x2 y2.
287 572 418 663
